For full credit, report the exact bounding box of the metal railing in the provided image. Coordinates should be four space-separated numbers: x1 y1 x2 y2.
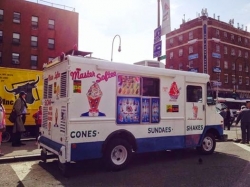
25 0 75 12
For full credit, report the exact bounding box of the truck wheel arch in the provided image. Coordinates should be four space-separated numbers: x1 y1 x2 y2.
102 129 137 154
199 127 220 146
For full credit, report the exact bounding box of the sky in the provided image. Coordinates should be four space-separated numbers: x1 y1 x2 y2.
29 0 250 64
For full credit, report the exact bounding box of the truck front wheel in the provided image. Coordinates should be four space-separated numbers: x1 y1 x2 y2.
104 138 132 171
197 133 216 155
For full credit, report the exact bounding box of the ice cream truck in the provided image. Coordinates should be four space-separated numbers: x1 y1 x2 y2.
38 49 223 175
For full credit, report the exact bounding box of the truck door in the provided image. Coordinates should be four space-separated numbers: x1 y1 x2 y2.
185 84 205 147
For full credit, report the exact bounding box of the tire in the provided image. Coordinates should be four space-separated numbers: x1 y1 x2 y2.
197 133 216 155
2 131 11 143
104 138 132 171
41 149 47 163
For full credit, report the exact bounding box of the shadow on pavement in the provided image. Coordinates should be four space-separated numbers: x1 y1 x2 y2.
21 142 250 187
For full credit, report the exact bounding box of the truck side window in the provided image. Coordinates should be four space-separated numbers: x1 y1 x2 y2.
186 85 202 102
142 77 159 97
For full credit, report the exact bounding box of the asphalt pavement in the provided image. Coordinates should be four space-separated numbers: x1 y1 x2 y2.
0 126 243 164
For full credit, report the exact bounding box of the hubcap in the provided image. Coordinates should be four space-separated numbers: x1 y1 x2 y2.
203 136 213 151
111 145 128 165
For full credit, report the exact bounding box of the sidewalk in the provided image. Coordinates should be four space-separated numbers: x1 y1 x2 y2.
224 125 242 141
0 127 243 164
0 139 41 163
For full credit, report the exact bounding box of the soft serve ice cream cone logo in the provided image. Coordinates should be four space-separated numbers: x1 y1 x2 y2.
168 82 181 101
81 82 106 117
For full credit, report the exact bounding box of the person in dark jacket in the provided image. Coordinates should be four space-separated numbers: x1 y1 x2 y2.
224 107 231 130
12 91 27 147
235 101 250 144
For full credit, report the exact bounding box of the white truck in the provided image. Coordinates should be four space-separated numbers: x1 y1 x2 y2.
38 49 224 175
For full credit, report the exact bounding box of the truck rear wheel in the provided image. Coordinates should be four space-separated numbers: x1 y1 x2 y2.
197 133 216 155
104 138 132 171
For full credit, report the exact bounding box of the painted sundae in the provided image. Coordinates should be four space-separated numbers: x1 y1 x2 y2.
81 82 106 117
169 82 180 100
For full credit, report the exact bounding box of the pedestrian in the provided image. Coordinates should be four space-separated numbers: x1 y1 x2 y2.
0 97 6 156
235 101 250 144
12 91 27 147
33 105 42 145
224 107 231 130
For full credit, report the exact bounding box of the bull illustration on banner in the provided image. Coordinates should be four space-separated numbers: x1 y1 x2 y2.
4 76 40 104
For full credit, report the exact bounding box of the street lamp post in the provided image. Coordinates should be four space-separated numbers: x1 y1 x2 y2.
111 35 121 61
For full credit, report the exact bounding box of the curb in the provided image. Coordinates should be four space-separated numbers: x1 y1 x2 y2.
0 153 56 164
0 154 41 164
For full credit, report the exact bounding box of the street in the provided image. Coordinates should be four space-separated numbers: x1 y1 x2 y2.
0 141 250 187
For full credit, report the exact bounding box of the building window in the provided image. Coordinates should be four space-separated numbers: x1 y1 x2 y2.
189 46 193 54
232 75 235 84
179 63 183 70
216 29 220 37
0 9 3 22
245 52 248 58
238 50 242 57
179 49 183 56
224 61 228 69
224 74 228 83
31 16 38 29
48 19 55 30
239 76 242 84
216 59 220 67
246 65 249 72
0 52 2 64
232 62 235 70
239 64 242 71
31 55 38 69
224 32 227 38
179 35 183 42
170 38 173 45
12 53 20 64
224 46 227 54
48 38 55 49
189 61 193 68
216 73 220 81
0 30 2 43
31 36 38 47
246 77 249 85
238 36 242 42
231 48 235 56
170 52 173 59
13 12 20 23
245 38 248 45
231 34 234 40
189 31 193 40
13 33 20 45
216 44 220 52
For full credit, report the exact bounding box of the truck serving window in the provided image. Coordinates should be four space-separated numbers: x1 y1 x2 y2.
186 85 202 102
142 77 159 97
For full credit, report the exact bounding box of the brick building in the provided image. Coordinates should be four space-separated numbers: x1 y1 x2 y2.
165 10 250 99
0 0 78 70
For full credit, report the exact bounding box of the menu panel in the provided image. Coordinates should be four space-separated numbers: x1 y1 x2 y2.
151 98 160 123
117 97 140 124
117 75 140 96
141 98 150 123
